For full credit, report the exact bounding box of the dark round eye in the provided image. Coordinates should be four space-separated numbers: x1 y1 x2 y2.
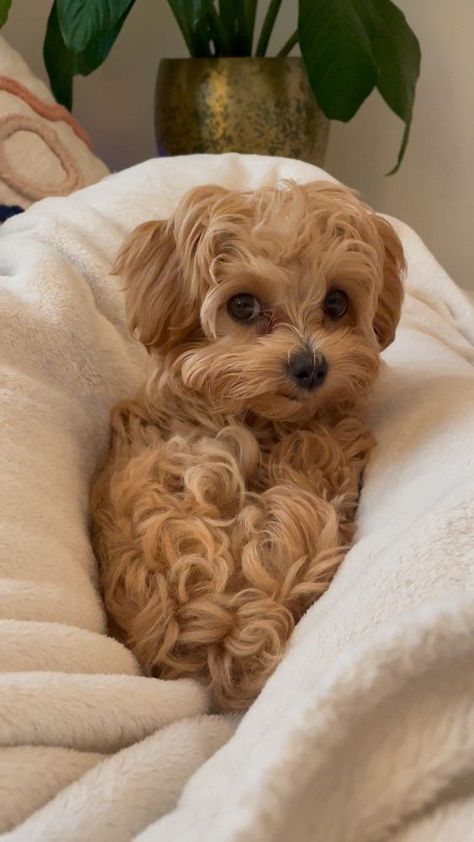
227 293 261 323
323 289 349 320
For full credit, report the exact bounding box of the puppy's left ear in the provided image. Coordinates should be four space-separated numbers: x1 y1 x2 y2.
372 217 405 350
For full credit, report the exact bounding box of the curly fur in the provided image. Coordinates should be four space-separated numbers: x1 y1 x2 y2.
91 180 405 710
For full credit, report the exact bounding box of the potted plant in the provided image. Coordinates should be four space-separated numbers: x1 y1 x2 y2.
1 0 421 173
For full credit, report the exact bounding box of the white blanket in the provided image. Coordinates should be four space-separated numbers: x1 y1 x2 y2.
1 154 474 842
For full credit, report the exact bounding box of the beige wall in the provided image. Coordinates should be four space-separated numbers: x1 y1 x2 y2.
4 1 473 288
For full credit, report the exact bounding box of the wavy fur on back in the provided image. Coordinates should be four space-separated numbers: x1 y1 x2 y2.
91 180 404 710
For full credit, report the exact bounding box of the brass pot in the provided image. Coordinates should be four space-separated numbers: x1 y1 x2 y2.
155 57 329 166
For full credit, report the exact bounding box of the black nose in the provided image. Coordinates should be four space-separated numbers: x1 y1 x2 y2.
287 351 328 391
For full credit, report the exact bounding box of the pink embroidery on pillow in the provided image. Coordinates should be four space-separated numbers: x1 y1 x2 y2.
0 114 82 200
0 76 92 148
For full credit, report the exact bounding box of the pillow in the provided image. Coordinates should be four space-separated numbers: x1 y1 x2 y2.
0 34 109 215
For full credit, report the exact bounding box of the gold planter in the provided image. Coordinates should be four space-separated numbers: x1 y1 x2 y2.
155 57 329 166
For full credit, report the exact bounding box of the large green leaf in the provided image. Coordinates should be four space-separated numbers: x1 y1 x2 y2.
44 1 75 109
298 0 420 171
363 0 420 173
0 0 11 28
44 0 134 109
56 0 133 53
299 0 377 122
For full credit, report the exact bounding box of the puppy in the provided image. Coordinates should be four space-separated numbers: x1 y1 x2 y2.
91 180 404 710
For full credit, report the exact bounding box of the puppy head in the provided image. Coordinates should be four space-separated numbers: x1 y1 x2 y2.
115 180 405 422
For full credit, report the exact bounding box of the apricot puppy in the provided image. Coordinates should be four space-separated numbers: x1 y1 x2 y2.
91 180 404 710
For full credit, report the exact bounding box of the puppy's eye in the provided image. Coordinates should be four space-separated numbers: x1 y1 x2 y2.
227 293 262 323
323 289 349 320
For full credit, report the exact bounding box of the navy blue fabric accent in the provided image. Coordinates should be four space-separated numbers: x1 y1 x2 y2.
0 204 24 222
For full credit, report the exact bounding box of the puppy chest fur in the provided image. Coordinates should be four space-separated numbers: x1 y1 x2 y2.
92 400 374 710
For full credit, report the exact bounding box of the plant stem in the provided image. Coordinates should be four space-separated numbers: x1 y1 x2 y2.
277 29 298 57
168 7 196 57
234 1 249 55
243 0 258 54
255 0 283 57
208 6 232 55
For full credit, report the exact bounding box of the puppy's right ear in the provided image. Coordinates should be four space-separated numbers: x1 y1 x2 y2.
113 219 197 352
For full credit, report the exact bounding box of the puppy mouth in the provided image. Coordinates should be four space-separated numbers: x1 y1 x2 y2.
270 387 320 412
279 375 327 402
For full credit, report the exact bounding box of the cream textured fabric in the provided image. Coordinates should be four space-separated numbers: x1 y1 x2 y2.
1 154 473 841
0 34 108 208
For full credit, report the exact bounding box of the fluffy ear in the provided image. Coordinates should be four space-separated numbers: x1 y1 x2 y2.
113 185 230 352
372 216 406 350
113 218 196 352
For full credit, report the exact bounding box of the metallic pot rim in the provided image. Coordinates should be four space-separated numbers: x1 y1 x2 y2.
158 56 304 66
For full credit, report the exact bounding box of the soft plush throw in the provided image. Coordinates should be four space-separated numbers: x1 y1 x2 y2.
1 154 474 842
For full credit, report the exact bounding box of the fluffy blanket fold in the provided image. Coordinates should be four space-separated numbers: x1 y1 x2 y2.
0 154 473 841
